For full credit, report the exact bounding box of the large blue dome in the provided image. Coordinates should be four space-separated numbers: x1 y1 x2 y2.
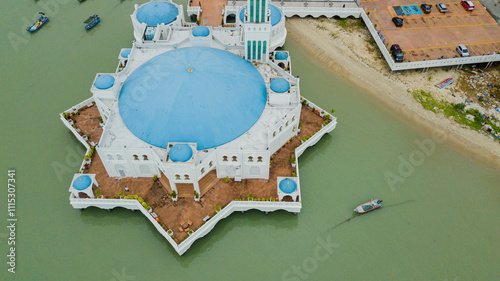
94 74 115 90
73 175 92 191
136 1 178 26
118 47 267 150
169 144 193 162
192 26 210 37
270 78 290 93
239 5 282 26
279 178 297 194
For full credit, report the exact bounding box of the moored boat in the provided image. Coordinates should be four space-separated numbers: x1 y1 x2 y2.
27 13 49 33
84 15 100 30
354 199 382 214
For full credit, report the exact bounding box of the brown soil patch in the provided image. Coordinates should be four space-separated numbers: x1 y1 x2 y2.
70 104 103 144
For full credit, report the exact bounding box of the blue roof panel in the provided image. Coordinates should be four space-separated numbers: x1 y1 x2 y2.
270 78 290 93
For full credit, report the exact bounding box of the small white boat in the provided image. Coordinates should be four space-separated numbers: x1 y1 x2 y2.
354 199 382 214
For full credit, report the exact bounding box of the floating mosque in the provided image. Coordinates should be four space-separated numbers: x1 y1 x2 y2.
61 0 336 255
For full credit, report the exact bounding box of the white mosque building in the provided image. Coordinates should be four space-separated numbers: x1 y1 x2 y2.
88 0 301 200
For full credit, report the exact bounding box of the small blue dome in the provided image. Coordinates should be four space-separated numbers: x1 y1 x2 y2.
192 26 210 37
270 78 290 93
239 5 282 26
136 1 178 26
279 178 297 194
275 51 288 60
169 144 193 162
94 74 115 90
121 49 131 58
73 175 92 191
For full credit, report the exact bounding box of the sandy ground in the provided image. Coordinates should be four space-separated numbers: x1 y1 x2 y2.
286 17 500 169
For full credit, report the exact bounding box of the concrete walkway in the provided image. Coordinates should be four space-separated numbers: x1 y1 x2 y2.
192 0 227 26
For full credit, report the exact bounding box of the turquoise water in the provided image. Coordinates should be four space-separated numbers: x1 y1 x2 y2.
0 1 499 280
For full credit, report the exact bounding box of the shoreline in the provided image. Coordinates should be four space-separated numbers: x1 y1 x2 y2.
285 18 500 170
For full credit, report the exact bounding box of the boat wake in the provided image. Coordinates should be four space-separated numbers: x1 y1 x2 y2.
327 200 416 231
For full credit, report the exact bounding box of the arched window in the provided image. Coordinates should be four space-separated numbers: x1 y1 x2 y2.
201 168 205 174
142 155 148 161
184 174 190 180
257 156 263 162
209 161 213 167
273 131 276 138
286 121 289 127
279 126 282 132
248 156 254 162
292 116 295 122
232 156 237 162
222 156 228 162
116 154 123 160
175 174 181 180
293 125 297 132
107 154 114 161
132 154 139 161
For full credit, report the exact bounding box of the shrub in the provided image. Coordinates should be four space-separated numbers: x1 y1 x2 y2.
98 117 103 123
153 174 158 181
86 133 91 138
138 197 144 203
290 156 296 164
193 190 199 198
215 205 221 212
453 103 466 111
94 189 102 198
271 197 275 202
118 191 124 198
223 176 230 183
248 193 254 200
169 191 177 198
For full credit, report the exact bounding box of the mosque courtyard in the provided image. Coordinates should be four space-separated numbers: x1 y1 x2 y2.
72 102 326 243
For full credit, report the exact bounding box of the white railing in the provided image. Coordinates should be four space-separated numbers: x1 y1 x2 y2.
283 7 360 18
59 97 95 151
295 97 337 157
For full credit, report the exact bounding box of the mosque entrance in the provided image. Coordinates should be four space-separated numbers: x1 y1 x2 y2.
177 183 194 199
226 14 236 23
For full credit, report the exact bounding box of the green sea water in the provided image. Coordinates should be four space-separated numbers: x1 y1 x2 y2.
0 1 499 280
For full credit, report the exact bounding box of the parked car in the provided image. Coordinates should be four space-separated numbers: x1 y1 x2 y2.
420 4 432 14
436 3 447 13
392 17 403 27
461 0 474 11
390 44 404 62
456 44 469 57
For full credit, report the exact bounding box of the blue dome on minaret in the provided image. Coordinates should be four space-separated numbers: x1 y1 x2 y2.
136 1 179 26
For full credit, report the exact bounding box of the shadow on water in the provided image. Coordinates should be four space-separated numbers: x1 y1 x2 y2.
326 200 417 232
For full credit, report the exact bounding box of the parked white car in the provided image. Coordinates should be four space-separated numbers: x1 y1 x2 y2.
436 3 447 13
456 44 469 57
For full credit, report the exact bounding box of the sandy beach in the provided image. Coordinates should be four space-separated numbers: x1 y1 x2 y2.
286 17 500 170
